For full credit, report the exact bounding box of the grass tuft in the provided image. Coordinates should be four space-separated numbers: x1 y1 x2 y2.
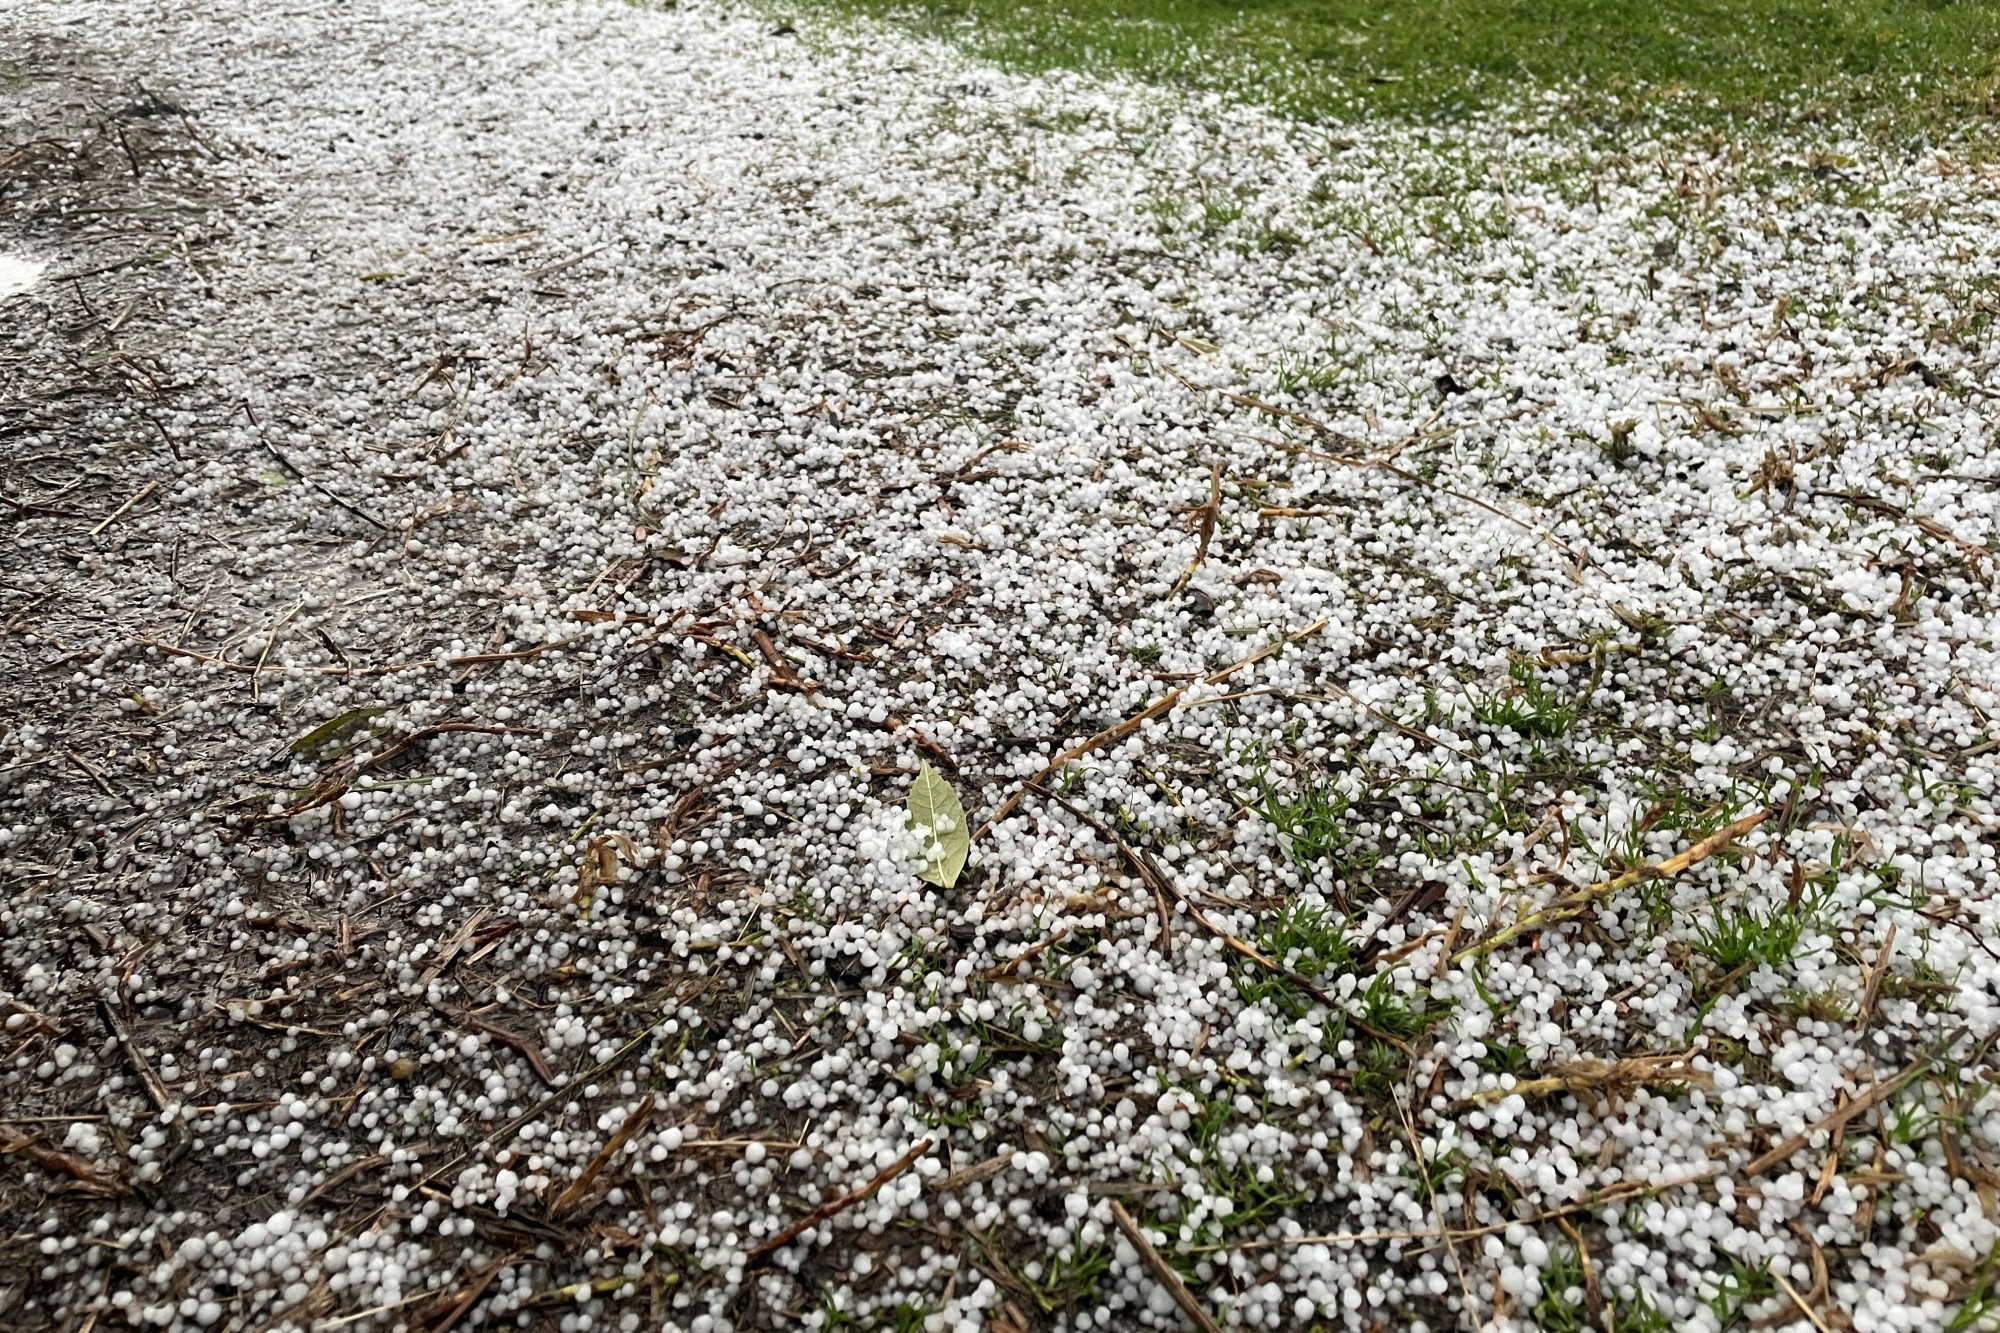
1691 889 1830 973
1251 771 1377 882
1241 898 1355 1017
1471 660 1579 740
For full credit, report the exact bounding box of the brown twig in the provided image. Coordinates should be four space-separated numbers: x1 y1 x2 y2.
259 437 389 531
419 1013 680 1191
743 1138 932 1270
981 929 1072 979
1473 1052 1711 1103
1395 1092 1481 1326
423 1259 507 1333
1554 1216 1600 1322
550 1097 654 1216
1857 923 1897 1031
1170 465 1222 594
935 1150 1014 1193
139 639 439 677
436 1004 557 1087
88 480 156 537
1202 1164 1721 1254
1251 428 1584 565
972 619 1326 842
1825 491 1992 578
1108 1201 1223 1333
1454 808 1770 963
750 628 822 702
0 1132 123 1195
1029 784 1171 954
447 631 593 666
299 1153 391 1207
1769 1268 1835 1333
1742 1061 1927 1178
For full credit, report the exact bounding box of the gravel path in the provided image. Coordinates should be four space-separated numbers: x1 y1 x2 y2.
4 2 2000 1331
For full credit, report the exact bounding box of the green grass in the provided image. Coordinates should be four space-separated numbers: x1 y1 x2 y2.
1020 1244 1111 1311
1690 890 1830 972
1470 660 1578 741
1248 772 1377 883
1703 1256 1778 1331
806 0 2000 129
1240 898 1354 1017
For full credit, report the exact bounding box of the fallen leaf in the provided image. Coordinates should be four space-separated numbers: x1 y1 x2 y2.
908 760 968 888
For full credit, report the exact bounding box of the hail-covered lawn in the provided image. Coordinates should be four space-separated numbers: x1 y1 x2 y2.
2 1 1999 1332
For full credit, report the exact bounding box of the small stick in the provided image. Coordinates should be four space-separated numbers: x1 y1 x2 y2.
1170 464 1221 594
1468 1052 1710 1103
433 1004 557 1087
750 628 822 703
1742 1061 1927 1178
1261 433 1583 564
447 631 592 666
417 907 490 986
0 1132 121 1194
743 1138 932 1271
1030 784 1171 955
1108 1201 1223 1333
1808 1108 1847 1207
1825 491 1991 579
417 1016 676 1191
298 1153 391 1207
89 481 156 537
424 1259 507 1333
935 1150 1013 1193
1553 1216 1600 1321
981 928 1072 979
528 244 612 278
66 751 118 798
1857 923 1896 1030
96 999 171 1115
1770 1268 1835 1333
260 438 389 531
311 1286 447 1330
1454 809 1770 963
250 596 305 704
550 1097 654 1216
1205 1166 1720 1254
1396 1092 1481 1327
972 619 1327 842
138 639 439 677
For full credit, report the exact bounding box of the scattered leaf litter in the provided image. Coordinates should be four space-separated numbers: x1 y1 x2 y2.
2 1 1999 1332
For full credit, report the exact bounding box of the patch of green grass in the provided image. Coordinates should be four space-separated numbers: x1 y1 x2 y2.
1534 1244 1672 1333
1475 1036 1530 1077
1471 660 1579 740
1357 971 1433 1041
1249 772 1377 882
1614 1288 1673 1333
1690 889 1830 973
1704 1256 1777 1331
1351 1037 1406 1098
911 1021 996 1128
1887 1091 1939 1149
805 0 2000 130
1021 1244 1111 1311
1879 953 1963 1013
1534 1243 1591 1333
1240 898 1355 1017
1201 1157 1309 1237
